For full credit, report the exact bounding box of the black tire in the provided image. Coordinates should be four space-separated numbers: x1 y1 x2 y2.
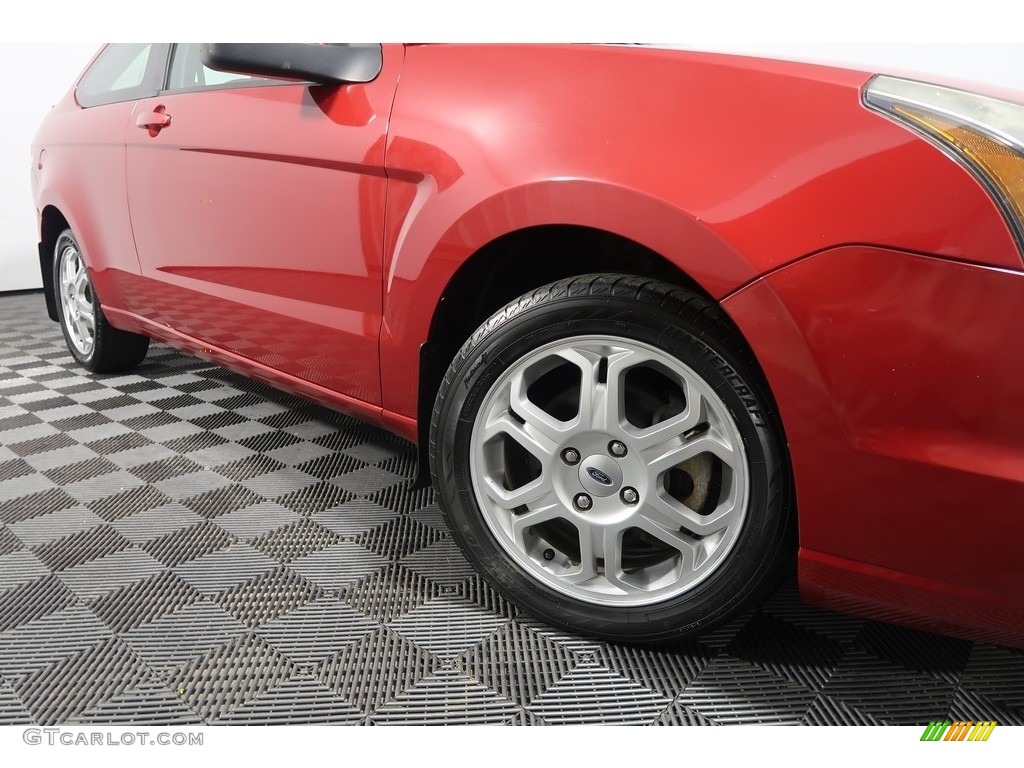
53 228 149 373
430 274 792 644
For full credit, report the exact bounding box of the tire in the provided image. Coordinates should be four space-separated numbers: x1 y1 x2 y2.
430 274 792 644
53 228 149 373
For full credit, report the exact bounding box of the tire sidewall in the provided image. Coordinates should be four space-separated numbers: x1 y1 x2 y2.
434 288 787 641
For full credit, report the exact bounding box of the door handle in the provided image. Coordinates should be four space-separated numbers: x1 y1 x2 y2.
136 107 171 137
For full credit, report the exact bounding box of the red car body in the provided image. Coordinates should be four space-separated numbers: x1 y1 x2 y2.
31 43 1024 646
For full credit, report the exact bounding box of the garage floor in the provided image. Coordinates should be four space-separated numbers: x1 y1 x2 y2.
0 292 1021 726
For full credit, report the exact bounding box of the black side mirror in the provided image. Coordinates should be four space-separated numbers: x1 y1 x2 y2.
200 44 382 85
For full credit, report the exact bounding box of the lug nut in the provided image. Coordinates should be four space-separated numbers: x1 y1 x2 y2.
621 487 639 505
562 448 581 465
608 440 627 457
573 493 592 511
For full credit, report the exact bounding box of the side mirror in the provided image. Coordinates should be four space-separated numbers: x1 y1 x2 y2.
200 43 382 85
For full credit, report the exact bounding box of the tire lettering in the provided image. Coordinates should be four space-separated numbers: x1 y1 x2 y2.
718 364 766 427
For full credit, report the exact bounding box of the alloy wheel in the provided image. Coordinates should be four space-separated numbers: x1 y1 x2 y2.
57 242 95 357
468 335 749 607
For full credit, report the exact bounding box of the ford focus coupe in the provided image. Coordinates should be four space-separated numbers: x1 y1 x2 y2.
30 43 1024 645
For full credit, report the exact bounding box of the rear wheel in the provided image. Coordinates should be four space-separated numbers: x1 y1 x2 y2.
430 274 791 644
54 228 149 373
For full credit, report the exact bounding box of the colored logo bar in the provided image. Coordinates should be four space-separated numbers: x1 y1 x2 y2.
921 721 997 741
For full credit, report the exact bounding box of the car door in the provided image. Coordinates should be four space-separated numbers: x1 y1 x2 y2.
124 43 403 407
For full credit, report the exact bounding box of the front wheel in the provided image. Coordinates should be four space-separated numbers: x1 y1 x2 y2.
430 274 791 644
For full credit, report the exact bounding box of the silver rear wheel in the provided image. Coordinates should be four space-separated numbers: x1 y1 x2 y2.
57 239 96 357
51 228 150 373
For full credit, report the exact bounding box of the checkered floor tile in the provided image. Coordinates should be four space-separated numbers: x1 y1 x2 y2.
0 291 1021 725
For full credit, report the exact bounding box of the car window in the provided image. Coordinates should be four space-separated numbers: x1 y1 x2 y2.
76 43 162 108
166 44 269 92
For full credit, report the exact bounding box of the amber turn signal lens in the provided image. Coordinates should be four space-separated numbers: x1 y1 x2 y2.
894 105 1024 229
864 75 1024 247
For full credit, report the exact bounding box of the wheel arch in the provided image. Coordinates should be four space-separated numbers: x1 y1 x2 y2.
38 204 72 322
403 183 786 491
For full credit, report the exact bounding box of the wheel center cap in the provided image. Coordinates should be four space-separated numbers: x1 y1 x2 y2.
578 454 622 497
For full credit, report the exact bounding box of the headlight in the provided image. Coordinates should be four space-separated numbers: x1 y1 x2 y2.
864 75 1024 250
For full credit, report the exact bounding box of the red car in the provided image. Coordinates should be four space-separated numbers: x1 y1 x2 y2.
30 43 1024 646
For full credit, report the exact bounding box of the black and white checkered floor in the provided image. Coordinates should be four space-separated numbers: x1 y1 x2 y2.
0 291 1021 726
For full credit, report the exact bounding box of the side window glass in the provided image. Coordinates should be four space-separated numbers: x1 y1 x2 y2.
76 43 158 107
167 44 265 91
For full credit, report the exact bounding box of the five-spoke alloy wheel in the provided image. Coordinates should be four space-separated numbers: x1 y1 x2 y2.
431 274 791 644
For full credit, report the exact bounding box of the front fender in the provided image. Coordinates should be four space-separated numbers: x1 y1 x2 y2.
379 177 753 421
378 44 1020 428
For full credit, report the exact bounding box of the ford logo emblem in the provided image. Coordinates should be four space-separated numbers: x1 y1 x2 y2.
586 467 613 485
